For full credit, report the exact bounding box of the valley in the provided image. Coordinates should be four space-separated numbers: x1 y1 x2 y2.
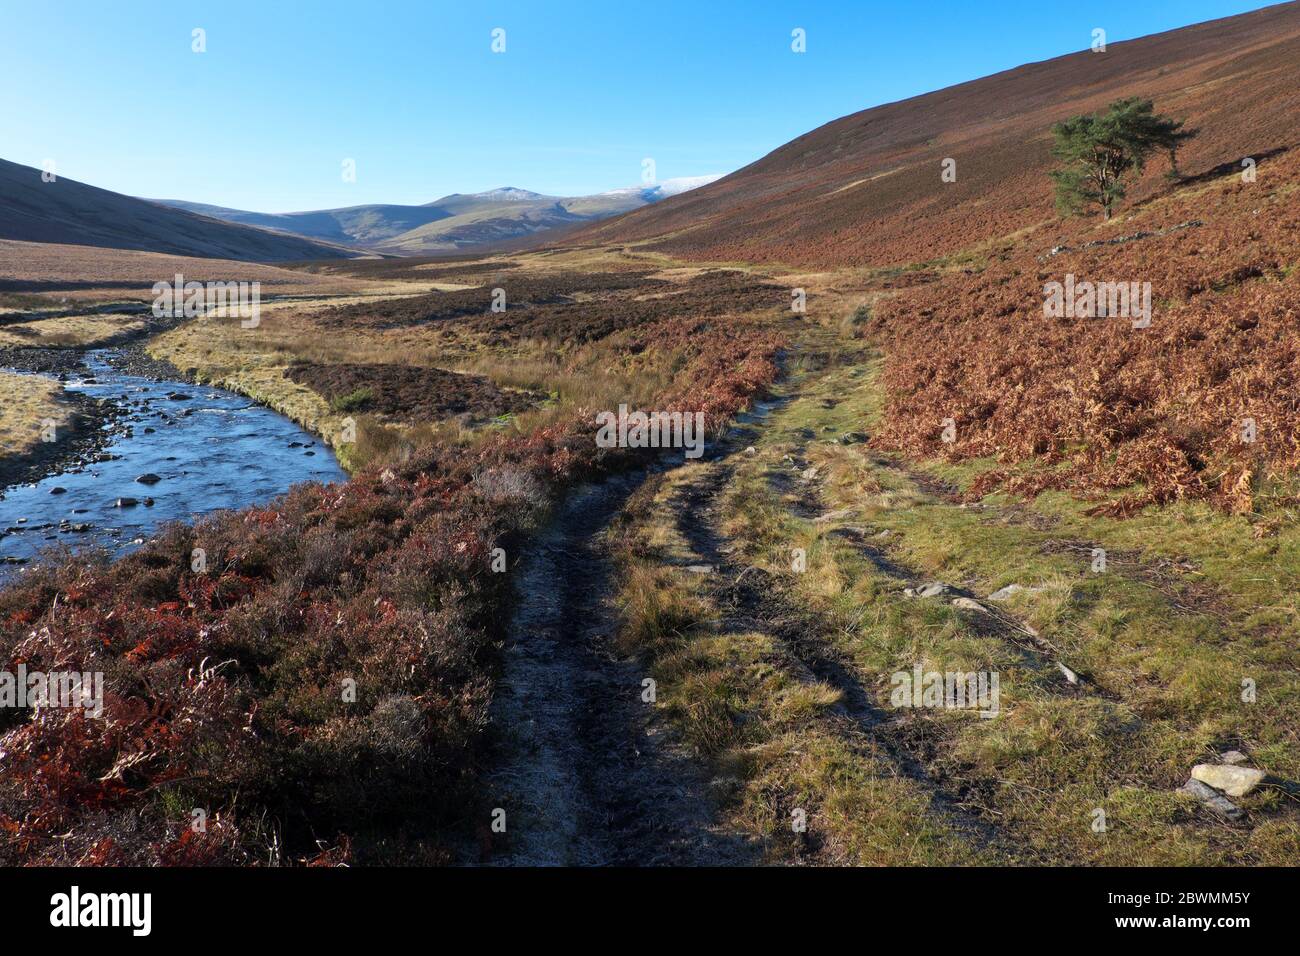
0 1 1296 881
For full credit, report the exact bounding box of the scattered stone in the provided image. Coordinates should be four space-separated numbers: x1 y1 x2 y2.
905 581 953 599
1219 750 1249 766
1055 662 1080 685
840 432 868 445
1180 778 1245 821
801 466 819 480
988 583 1044 601
1191 763 1266 798
951 597 987 613
813 508 853 524
685 565 716 575
743 446 757 456
135 473 162 485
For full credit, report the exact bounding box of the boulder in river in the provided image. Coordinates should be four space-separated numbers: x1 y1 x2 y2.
135 473 162 485
115 497 139 508
49 487 67 495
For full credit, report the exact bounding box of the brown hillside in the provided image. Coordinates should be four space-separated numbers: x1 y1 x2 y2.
574 2 1300 269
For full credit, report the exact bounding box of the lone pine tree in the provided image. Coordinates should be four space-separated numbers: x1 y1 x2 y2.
1050 97 1197 220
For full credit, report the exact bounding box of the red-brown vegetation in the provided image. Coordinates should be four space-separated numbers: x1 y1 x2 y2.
0 304 781 865
865 147 1300 515
286 362 539 423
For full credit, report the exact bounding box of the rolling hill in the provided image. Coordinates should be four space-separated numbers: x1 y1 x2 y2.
153 177 722 255
571 2 1300 268
152 200 453 247
0 158 358 262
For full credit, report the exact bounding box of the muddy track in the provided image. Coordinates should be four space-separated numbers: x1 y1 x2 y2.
670 457 1025 862
483 471 759 866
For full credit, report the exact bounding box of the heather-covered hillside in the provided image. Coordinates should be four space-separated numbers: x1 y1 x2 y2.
576 3 1300 269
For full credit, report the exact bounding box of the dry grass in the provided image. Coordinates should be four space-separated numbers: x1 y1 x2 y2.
0 370 71 459
0 313 148 347
145 247 781 471
714 325 1299 865
608 466 997 865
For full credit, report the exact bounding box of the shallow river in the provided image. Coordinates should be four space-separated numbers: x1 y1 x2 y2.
0 350 346 579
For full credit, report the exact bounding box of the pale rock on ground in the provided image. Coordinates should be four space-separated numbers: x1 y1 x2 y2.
1191 763 1267 797
988 583 1045 601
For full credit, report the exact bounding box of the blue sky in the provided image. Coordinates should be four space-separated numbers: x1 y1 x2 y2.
0 0 1275 212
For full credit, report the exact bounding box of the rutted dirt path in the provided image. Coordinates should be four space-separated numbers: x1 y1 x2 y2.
483 471 760 866
484 352 1029 864
482 335 1246 864
668 457 1022 861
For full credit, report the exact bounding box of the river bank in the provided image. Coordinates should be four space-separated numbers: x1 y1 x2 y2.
0 345 346 575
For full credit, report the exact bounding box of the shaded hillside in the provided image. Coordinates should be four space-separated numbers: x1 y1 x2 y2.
0 159 357 262
154 200 454 246
574 2 1300 268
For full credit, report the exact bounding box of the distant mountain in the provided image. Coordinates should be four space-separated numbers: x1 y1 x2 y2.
428 187 549 208
0 158 357 262
154 200 454 246
153 176 723 256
